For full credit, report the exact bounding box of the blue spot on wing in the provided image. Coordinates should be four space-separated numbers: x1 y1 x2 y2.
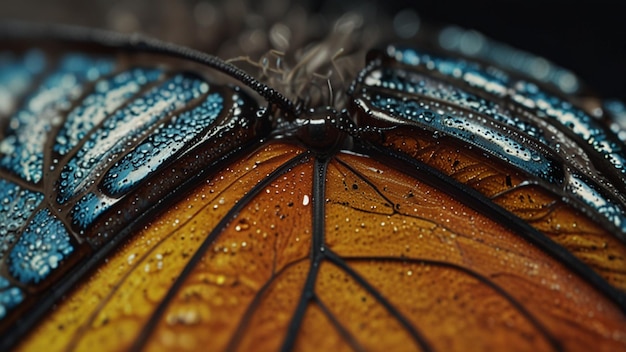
102 92 224 196
513 81 626 175
8 209 74 285
54 68 163 155
0 179 44 262
57 74 208 204
71 91 225 231
0 53 114 183
0 179 44 320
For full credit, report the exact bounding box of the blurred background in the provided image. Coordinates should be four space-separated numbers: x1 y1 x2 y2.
1 0 624 101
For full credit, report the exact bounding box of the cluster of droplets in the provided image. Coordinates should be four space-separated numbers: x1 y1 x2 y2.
367 94 558 183
0 276 23 320
0 180 43 320
366 67 547 143
70 192 117 230
54 67 162 155
57 73 207 204
102 91 224 196
0 179 44 261
567 174 626 232
514 81 626 175
442 116 537 162
0 53 113 183
389 46 626 179
8 209 74 284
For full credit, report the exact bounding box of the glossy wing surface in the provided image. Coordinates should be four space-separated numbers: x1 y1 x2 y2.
0 37 270 343
1 25 626 352
350 46 626 292
18 145 626 351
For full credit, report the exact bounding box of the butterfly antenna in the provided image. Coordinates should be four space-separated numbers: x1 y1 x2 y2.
331 47 347 84
326 76 334 107
227 51 286 78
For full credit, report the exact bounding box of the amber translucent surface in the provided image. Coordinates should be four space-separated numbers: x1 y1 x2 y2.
19 142 626 352
19 142 310 351
325 152 626 351
383 128 626 291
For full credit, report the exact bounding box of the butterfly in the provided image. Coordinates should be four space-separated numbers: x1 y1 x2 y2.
0 12 625 351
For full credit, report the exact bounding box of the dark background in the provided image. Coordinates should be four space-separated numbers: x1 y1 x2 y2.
1 0 624 101
394 1 626 101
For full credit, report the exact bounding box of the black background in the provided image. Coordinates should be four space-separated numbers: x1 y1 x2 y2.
384 0 626 101
2 0 625 101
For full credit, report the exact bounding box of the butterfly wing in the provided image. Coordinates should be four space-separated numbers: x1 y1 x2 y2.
2 23 626 352
0 26 280 347
351 46 626 291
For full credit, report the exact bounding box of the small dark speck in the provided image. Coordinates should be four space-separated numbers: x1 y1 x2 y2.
505 175 512 187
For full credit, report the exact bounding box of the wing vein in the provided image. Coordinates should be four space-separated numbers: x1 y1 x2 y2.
325 249 432 352
279 157 328 352
340 254 563 352
359 143 626 311
130 152 310 351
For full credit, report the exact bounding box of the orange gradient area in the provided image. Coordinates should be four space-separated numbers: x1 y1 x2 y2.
18 142 310 351
312 261 422 351
17 141 626 352
292 299 354 352
325 152 626 351
383 128 626 291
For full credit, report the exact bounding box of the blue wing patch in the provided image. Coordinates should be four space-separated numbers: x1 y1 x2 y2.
102 91 224 196
389 46 626 179
355 46 626 234
57 73 208 204
8 208 74 284
0 179 44 261
54 67 163 155
0 54 113 183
